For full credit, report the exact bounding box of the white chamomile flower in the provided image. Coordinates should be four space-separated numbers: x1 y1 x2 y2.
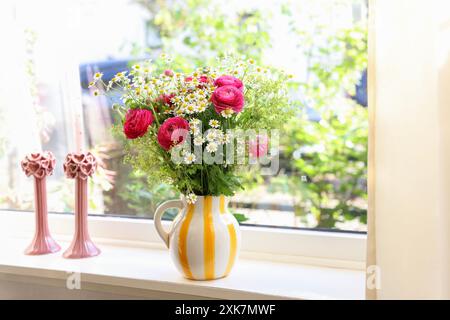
88 81 95 88
206 130 217 142
184 153 196 164
209 119 220 128
190 118 201 126
93 89 100 96
116 71 126 78
221 109 234 118
94 72 103 80
206 142 218 153
185 105 196 114
194 136 204 146
193 105 203 113
186 193 197 204
190 125 199 135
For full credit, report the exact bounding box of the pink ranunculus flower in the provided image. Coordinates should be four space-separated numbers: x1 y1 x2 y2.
214 75 244 91
211 85 245 114
123 109 154 139
157 116 190 151
164 69 174 77
249 135 269 158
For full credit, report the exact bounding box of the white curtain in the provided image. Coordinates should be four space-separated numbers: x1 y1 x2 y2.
367 0 450 299
0 0 42 200
0 0 92 212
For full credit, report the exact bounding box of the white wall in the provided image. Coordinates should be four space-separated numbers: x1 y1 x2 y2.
372 0 450 299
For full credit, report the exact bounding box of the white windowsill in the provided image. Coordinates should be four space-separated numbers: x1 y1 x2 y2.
0 235 365 300
0 210 366 299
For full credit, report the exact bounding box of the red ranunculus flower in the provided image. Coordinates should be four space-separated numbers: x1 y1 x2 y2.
157 116 189 151
158 93 175 107
214 75 244 91
199 75 210 83
123 109 154 139
211 85 245 114
197 75 211 88
184 76 193 82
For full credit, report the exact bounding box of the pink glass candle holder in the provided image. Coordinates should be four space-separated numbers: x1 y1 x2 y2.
21 152 61 255
62 152 100 259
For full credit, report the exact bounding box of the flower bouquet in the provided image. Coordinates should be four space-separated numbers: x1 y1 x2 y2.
91 55 290 279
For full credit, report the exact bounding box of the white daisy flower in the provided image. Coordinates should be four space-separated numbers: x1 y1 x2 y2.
221 109 234 118
185 105 196 114
184 153 196 164
206 142 218 153
190 118 201 126
197 105 207 113
209 119 220 128
206 130 217 142
94 72 103 80
186 193 198 204
116 71 127 78
190 125 200 135
194 136 204 146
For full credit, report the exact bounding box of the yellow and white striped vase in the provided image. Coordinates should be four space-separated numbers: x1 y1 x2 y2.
154 196 241 280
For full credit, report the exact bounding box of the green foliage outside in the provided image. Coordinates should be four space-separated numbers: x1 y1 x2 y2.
112 0 367 229
271 12 368 228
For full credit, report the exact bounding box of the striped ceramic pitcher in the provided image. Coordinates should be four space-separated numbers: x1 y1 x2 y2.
154 195 241 280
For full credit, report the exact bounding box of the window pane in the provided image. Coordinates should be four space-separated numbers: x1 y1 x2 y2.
0 0 368 231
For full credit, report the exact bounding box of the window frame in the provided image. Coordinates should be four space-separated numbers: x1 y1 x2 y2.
0 209 367 270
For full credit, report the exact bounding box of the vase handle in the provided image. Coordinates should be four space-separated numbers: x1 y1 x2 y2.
154 199 184 248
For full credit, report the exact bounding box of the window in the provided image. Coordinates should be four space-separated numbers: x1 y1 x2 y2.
0 0 368 232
